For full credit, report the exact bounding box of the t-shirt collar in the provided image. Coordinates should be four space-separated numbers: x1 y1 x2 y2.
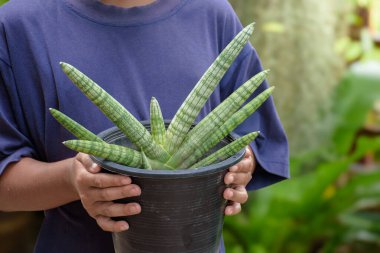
63 0 185 26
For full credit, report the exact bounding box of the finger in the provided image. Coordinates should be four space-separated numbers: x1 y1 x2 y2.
96 215 130 232
244 146 253 158
225 202 241 216
248 147 257 168
223 186 248 204
78 172 132 189
224 171 252 186
228 157 254 174
95 202 141 218
76 153 101 173
90 184 141 201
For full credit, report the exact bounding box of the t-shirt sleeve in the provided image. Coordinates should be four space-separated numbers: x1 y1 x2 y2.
0 59 36 175
221 47 290 190
219 17 290 190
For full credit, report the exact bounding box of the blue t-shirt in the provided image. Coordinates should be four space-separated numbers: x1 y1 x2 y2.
0 0 289 252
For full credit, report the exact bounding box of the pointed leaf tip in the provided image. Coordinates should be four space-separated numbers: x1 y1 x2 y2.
245 22 255 34
60 62 73 72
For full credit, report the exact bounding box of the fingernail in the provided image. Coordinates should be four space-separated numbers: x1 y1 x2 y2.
90 163 98 172
133 187 141 196
121 223 129 231
230 166 238 172
228 174 234 183
122 177 130 185
130 204 140 214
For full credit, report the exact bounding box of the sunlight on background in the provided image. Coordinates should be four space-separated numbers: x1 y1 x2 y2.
0 0 380 253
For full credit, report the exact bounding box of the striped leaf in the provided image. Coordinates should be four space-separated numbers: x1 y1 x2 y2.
63 140 142 168
191 132 259 168
141 151 152 170
148 159 175 170
150 97 166 146
165 23 255 155
49 108 103 142
179 87 274 168
189 70 269 138
60 62 170 163
166 70 268 168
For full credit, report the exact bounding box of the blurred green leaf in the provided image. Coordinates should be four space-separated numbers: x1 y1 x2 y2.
346 42 363 61
331 72 380 154
225 133 380 252
261 22 285 33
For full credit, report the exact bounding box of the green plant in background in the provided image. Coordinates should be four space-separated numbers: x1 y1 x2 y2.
229 0 346 154
224 136 380 253
330 70 380 156
0 0 7 6
51 23 274 170
335 0 380 63
223 69 380 253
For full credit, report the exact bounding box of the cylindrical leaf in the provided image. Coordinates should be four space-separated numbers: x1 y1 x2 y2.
150 97 166 146
179 87 274 168
50 108 103 142
166 70 269 168
60 62 170 163
141 151 152 170
165 23 255 155
63 140 142 168
191 132 259 168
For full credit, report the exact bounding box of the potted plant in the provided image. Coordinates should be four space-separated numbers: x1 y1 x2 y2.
50 23 274 253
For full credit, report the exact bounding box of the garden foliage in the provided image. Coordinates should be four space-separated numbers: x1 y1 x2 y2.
224 70 380 253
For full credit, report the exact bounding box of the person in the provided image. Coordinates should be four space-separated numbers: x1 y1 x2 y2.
0 0 289 252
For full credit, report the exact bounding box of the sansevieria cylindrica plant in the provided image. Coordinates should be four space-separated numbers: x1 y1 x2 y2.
51 23 274 170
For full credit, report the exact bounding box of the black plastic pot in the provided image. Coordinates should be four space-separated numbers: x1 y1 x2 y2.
91 122 245 253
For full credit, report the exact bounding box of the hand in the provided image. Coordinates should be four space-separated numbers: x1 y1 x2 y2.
69 153 141 232
223 146 255 216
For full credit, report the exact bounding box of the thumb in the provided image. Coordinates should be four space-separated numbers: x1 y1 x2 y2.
88 162 101 174
76 153 102 174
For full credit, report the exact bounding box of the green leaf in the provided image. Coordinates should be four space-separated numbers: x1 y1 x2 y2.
63 140 142 168
150 97 166 147
49 108 103 142
179 87 274 168
165 23 255 155
141 151 152 170
192 132 259 168
60 62 170 163
166 70 269 168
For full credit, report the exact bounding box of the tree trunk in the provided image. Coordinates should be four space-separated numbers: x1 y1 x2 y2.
229 0 347 153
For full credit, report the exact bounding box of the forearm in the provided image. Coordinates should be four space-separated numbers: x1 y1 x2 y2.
0 157 79 211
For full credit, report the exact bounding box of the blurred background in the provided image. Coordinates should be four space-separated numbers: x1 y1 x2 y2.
1 0 380 252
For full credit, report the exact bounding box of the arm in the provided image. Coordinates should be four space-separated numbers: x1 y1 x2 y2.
0 38 140 232
0 154 141 232
0 157 77 211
